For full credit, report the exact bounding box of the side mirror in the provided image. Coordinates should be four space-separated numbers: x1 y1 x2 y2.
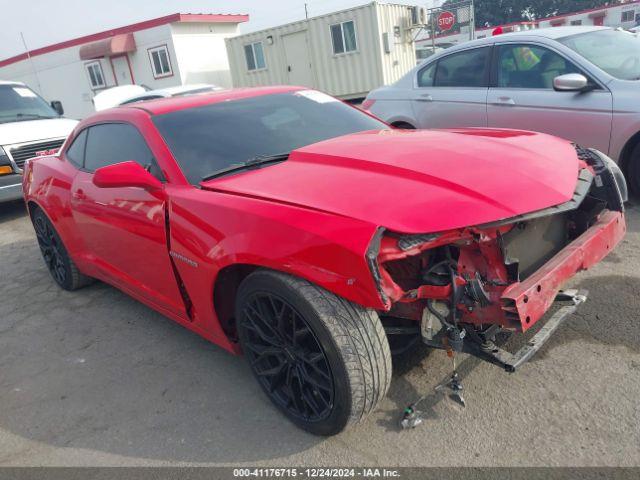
93 161 163 191
553 73 590 92
50 100 64 116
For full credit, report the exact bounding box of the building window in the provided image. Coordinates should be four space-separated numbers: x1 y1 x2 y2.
570 20 582 26
621 10 635 22
85 61 105 89
330 20 357 55
244 42 266 71
148 45 173 78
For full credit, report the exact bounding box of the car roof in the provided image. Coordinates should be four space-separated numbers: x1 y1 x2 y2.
123 85 303 115
444 25 609 51
0 80 25 86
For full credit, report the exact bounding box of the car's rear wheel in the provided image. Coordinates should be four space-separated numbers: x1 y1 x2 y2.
31 208 93 291
236 270 392 436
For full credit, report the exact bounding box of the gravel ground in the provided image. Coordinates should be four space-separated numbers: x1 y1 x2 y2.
0 199 638 467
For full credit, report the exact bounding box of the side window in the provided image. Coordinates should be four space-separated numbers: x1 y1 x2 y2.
417 62 436 87
65 130 87 168
497 44 581 89
84 124 162 180
244 42 266 71
434 47 490 87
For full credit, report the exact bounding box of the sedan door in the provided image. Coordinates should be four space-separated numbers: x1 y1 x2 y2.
487 43 613 153
69 122 185 316
411 46 492 129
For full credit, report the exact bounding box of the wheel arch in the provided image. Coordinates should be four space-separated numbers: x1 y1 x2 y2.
619 130 640 175
212 263 259 341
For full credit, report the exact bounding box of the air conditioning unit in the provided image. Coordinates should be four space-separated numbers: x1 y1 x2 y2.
409 6 426 27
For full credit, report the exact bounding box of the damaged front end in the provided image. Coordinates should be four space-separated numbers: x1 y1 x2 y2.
371 147 627 374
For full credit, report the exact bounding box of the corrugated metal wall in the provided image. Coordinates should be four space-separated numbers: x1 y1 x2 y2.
226 2 416 98
375 3 418 85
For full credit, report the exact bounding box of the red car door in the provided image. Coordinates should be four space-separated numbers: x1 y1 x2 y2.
69 122 185 317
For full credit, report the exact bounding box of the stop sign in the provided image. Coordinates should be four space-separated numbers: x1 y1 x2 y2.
438 11 455 31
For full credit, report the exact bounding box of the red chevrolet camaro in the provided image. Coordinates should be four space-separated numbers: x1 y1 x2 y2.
23 86 627 435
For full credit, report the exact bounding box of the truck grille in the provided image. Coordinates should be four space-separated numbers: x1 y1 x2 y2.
9 139 65 168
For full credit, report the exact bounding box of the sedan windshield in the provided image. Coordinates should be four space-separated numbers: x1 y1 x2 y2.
559 29 640 80
152 91 388 185
0 84 58 123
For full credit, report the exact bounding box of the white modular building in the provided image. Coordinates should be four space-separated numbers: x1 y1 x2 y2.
0 13 248 118
225 2 420 100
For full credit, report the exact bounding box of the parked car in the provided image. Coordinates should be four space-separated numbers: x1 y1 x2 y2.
23 86 626 435
93 83 221 111
364 26 640 192
0 81 77 203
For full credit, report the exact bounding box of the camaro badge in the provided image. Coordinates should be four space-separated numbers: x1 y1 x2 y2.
169 251 198 267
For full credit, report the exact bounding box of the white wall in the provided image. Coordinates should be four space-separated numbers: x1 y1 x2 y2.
0 21 241 119
171 22 238 88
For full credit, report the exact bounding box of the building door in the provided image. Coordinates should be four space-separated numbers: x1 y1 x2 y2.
282 31 314 88
111 55 133 85
592 15 605 26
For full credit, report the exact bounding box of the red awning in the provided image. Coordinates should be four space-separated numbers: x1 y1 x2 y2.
79 33 136 60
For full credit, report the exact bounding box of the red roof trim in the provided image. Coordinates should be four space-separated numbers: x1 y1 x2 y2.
0 13 248 68
540 0 639 23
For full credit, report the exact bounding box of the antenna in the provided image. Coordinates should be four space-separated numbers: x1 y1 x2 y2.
20 32 43 94
304 3 309 20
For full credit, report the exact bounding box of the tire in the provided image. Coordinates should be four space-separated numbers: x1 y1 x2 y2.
392 121 416 130
236 270 392 436
627 143 640 195
31 208 93 291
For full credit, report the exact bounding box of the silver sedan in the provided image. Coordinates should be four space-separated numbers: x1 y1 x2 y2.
364 26 640 192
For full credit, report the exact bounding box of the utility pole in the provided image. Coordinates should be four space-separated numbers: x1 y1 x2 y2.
304 3 309 20
20 32 43 94
469 0 476 40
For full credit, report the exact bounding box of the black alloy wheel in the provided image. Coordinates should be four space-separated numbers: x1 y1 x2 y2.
31 207 93 291
241 292 334 422
33 211 68 286
236 270 392 436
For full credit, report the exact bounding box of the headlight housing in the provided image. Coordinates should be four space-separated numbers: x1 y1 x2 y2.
591 149 628 204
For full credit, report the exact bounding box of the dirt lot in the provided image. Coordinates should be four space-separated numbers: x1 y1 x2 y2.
0 199 638 467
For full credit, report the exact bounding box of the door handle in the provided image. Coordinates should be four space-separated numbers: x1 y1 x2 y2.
72 189 86 200
416 94 433 102
492 96 516 106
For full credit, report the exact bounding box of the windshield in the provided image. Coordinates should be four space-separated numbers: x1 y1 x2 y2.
0 84 58 123
152 91 388 185
559 29 640 80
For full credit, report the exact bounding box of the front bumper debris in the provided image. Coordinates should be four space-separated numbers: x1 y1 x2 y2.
471 289 587 373
501 210 625 332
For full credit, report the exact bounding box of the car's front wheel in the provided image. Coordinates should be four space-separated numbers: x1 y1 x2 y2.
236 270 392 436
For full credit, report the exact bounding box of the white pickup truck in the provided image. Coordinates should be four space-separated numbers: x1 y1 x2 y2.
0 81 77 203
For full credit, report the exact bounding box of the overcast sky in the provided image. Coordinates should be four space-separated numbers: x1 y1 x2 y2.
0 0 443 60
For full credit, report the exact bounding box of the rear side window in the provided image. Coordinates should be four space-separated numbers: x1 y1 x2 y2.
65 129 87 167
434 47 490 87
84 123 155 172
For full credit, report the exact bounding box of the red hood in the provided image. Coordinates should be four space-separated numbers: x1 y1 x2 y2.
200 129 580 234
